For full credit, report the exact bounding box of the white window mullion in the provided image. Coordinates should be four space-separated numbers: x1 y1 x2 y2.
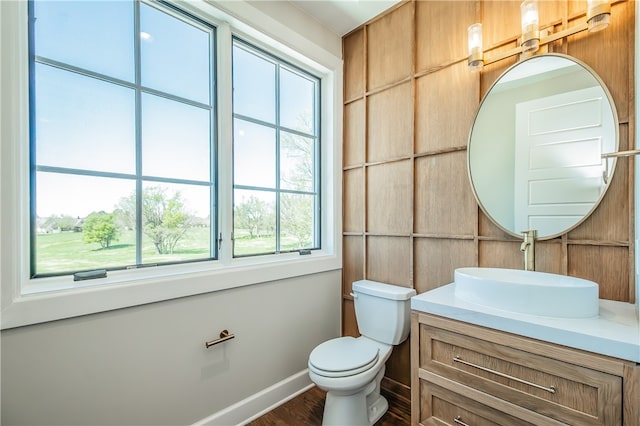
216 22 234 265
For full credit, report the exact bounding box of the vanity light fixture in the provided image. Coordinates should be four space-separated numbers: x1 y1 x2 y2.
467 23 484 72
587 0 611 32
520 0 540 53
467 0 612 71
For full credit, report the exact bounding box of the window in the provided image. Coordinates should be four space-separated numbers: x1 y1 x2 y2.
1 0 340 328
231 40 320 257
30 0 217 277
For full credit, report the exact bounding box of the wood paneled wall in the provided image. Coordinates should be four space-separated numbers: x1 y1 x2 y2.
342 0 635 393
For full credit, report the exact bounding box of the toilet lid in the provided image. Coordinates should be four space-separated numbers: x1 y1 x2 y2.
309 337 379 377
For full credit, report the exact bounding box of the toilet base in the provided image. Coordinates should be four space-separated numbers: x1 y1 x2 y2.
320 367 388 426
367 394 388 425
322 391 369 426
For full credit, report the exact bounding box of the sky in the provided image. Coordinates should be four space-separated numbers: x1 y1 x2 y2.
33 0 316 219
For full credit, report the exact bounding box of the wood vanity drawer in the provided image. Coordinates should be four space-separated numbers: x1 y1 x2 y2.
419 324 622 425
419 380 538 426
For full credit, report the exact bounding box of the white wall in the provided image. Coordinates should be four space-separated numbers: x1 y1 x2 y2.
1 271 342 425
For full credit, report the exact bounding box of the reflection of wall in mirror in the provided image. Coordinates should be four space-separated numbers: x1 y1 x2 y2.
514 85 615 236
471 64 602 235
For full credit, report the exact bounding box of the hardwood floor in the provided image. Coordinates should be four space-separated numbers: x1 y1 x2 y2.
247 385 411 425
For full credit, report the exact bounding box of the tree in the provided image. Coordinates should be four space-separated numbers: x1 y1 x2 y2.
83 211 118 249
279 112 315 246
42 214 78 233
118 187 192 255
234 196 272 238
280 116 313 191
281 194 313 248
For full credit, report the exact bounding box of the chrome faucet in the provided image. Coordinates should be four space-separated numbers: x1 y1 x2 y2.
520 230 537 271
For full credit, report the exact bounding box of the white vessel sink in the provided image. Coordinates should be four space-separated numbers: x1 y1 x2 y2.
454 267 599 318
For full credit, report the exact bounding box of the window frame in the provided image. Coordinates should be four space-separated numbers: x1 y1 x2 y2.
231 37 322 257
29 0 220 278
0 0 342 329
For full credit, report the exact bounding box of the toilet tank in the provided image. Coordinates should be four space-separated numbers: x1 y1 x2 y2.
352 280 417 345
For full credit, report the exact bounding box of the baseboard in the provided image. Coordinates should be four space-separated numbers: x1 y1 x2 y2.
381 376 411 403
193 369 313 426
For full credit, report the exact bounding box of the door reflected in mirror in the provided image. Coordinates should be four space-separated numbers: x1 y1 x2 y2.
468 54 618 239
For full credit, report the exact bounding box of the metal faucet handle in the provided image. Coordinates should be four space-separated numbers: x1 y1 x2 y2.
521 230 536 271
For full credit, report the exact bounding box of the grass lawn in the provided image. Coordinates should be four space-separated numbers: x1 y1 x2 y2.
36 227 211 274
35 227 306 274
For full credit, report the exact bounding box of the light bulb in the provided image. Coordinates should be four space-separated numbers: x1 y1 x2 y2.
467 23 483 72
520 0 540 53
587 0 611 32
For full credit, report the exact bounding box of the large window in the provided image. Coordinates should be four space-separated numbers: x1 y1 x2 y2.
232 40 320 257
30 0 216 277
1 0 339 328
29 1 323 278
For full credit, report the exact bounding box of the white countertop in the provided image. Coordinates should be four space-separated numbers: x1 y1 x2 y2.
411 283 640 363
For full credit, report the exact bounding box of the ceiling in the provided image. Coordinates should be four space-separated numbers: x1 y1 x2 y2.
288 0 400 36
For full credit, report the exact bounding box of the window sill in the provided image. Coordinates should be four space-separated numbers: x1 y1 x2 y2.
1 251 340 329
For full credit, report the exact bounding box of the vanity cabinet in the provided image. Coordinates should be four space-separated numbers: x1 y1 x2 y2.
411 312 640 426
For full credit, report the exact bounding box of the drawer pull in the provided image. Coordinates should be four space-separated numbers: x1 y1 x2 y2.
454 416 470 426
453 355 556 394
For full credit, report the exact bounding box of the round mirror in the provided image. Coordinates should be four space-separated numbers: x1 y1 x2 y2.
468 53 619 240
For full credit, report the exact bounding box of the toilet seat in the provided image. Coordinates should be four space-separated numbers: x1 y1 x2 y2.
308 337 379 378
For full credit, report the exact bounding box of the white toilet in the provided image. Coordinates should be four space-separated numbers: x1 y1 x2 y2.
308 280 416 425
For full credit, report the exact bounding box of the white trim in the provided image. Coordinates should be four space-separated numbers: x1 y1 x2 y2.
0 0 343 329
192 370 314 426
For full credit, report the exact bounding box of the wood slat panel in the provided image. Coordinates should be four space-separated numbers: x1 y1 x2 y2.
343 99 365 167
568 245 630 301
367 82 413 163
386 338 412 388
414 238 476 294
342 298 359 337
569 0 589 17
415 62 479 154
343 28 365 101
479 240 523 269
343 168 363 233
532 240 564 275
414 152 476 235
415 0 477 72
366 236 412 286
367 2 414 91
342 236 364 297
482 1 521 48
367 161 412 234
